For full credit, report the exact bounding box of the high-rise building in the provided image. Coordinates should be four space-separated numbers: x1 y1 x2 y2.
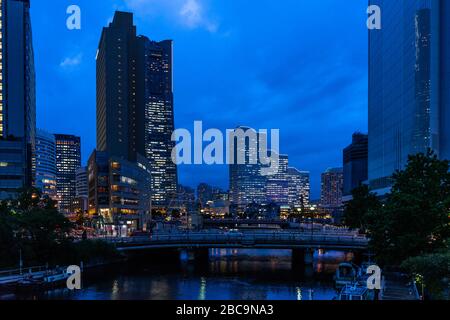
320 167 343 207
55 134 81 212
75 166 88 198
88 150 152 235
369 1 450 192
71 166 89 214
35 129 56 198
287 167 310 208
0 0 36 199
343 133 368 196
266 154 289 206
229 127 267 213
96 11 177 209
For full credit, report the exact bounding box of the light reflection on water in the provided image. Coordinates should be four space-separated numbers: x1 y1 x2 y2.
3 249 353 301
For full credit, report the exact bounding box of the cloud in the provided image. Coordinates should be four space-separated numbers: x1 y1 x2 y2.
59 53 83 69
179 0 218 32
123 0 219 33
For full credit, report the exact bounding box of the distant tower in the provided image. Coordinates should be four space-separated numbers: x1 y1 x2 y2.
55 134 81 212
287 168 310 207
265 154 289 205
320 167 343 207
35 129 57 198
229 127 267 213
343 133 368 196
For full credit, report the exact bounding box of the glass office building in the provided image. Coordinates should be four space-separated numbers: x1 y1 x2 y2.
0 0 36 199
369 0 450 191
55 134 81 212
35 129 56 198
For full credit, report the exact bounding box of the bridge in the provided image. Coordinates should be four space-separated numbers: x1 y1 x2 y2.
110 230 368 252
203 218 290 228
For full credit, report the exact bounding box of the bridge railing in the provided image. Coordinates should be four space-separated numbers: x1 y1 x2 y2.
108 231 368 247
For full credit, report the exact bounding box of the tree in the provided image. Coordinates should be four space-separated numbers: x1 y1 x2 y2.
401 250 450 299
369 150 450 265
343 185 381 230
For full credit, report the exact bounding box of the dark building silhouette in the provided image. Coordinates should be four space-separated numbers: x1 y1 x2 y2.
96 11 177 209
343 133 368 196
0 0 36 199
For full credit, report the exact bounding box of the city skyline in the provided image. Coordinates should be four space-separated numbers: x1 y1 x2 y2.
31 0 369 199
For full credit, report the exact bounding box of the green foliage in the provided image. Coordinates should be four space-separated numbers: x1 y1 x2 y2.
0 189 120 269
370 150 450 265
343 185 381 230
401 250 450 300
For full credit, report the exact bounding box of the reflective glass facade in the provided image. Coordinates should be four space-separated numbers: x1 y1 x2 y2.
369 0 450 189
35 129 56 198
0 0 36 199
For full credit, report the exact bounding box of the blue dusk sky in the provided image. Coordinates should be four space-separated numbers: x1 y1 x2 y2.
31 0 368 199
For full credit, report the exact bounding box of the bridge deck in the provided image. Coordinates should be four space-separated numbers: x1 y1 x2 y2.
110 231 368 251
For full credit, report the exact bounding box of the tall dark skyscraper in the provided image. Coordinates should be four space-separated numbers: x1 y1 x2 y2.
55 134 81 212
369 1 450 192
343 133 368 196
0 0 36 199
96 11 177 209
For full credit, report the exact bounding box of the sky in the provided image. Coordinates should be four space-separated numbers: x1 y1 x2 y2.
31 0 368 199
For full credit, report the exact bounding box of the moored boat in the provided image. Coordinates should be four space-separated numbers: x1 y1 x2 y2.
334 262 358 289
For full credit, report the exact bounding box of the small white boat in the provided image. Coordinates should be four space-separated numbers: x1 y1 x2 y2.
338 283 373 301
334 262 358 289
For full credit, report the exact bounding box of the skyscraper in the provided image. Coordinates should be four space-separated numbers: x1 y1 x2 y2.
369 1 450 192
343 133 368 196
320 168 343 207
55 134 81 212
287 167 310 208
266 154 289 206
35 129 56 198
75 166 88 198
229 127 267 213
0 0 36 199
96 11 177 209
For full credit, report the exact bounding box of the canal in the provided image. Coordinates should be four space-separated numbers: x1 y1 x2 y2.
1 249 354 300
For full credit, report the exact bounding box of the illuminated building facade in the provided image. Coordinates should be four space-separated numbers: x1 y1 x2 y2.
320 167 343 207
55 134 81 212
287 167 310 208
35 129 56 198
229 127 267 213
96 11 177 210
265 154 289 206
88 150 152 235
0 0 36 199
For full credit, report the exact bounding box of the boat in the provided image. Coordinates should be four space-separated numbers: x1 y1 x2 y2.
334 262 359 289
337 283 374 301
16 268 70 291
